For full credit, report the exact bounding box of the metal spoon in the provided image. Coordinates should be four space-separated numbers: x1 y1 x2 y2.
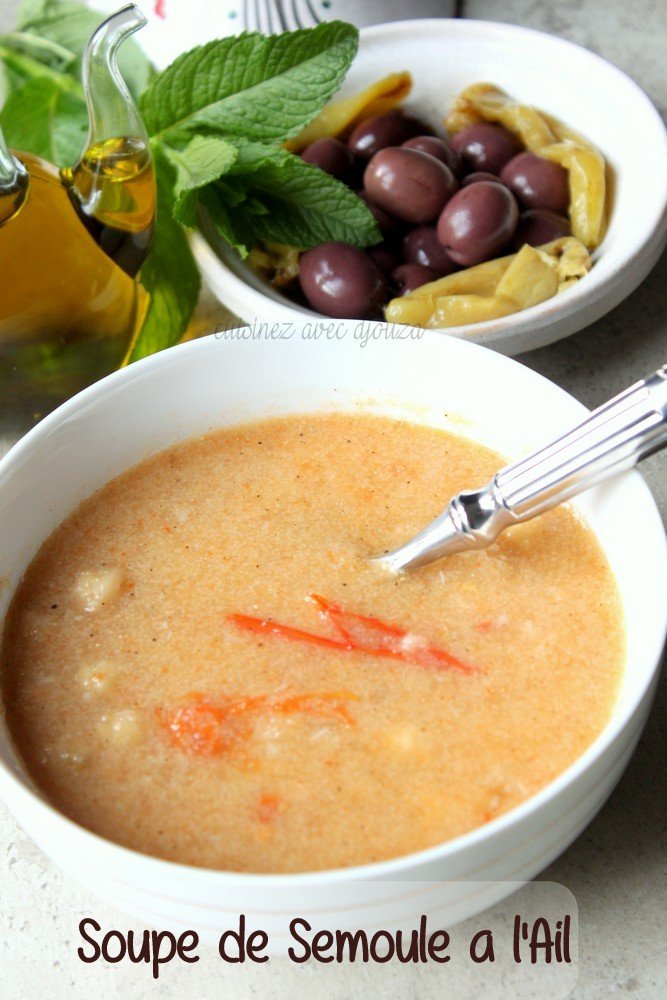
375 365 667 572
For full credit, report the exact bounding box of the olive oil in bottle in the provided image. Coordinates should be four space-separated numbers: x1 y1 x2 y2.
0 5 155 429
63 134 155 278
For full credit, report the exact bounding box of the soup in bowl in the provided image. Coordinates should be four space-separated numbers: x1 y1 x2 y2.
0 326 664 933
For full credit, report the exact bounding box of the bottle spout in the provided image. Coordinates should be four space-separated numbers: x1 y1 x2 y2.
65 4 156 276
81 4 149 155
0 122 28 226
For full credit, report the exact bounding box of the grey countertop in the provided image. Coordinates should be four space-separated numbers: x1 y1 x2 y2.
0 1 665 997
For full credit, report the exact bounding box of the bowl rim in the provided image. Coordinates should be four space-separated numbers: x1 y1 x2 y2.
193 16 667 351
0 328 666 887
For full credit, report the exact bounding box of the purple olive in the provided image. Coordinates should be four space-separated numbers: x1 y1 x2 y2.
437 181 519 266
390 264 439 296
500 152 570 213
364 147 458 225
461 171 505 187
348 112 433 161
450 123 521 175
403 225 458 275
368 242 401 275
402 135 463 178
393 113 436 138
299 242 388 318
512 209 571 249
348 155 368 189
356 190 402 237
301 137 356 183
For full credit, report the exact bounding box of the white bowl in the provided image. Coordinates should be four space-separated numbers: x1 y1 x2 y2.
0 327 665 944
193 18 667 356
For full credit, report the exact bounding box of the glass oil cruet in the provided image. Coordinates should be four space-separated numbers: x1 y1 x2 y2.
0 4 156 431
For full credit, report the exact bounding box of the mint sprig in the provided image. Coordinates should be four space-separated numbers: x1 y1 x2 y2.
0 75 86 164
0 3 380 365
163 135 239 228
208 141 380 253
16 0 152 98
141 22 358 144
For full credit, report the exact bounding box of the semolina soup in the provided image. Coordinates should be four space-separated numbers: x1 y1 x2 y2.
0 413 624 872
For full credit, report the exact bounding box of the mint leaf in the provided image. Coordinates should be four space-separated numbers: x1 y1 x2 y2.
141 21 358 143
127 151 200 364
16 0 152 98
0 39 83 90
17 0 54 23
169 136 239 191
204 142 381 251
0 31 77 72
162 135 238 228
200 184 258 258
0 54 19 104
0 75 86 166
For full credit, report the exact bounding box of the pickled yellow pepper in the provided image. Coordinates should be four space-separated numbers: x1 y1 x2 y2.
286 72 413 152
445 83 607 249
385 238 592 328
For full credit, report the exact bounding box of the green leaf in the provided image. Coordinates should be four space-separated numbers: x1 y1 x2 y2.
168 135 239 192
204 141 381 251
200 184 257 258
0 55 17 105
162 135 238 228
16 0 152 98
127 151 200 364
0 75 87 166
211 176 248 209
141 21 358 143
0 30 77 72
17 0 53 24
0 41 82 91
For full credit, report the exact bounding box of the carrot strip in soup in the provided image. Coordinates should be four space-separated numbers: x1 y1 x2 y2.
228 613 351 651
228 597 475 675
160 689 357 756
160 692 238 757
276 691 358 725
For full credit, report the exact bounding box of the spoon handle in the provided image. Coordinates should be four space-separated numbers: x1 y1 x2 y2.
497 365 667 518
379 366 667 570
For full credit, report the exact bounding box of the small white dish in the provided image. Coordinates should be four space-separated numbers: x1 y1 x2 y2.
0 327 665 941
192 18 667 355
